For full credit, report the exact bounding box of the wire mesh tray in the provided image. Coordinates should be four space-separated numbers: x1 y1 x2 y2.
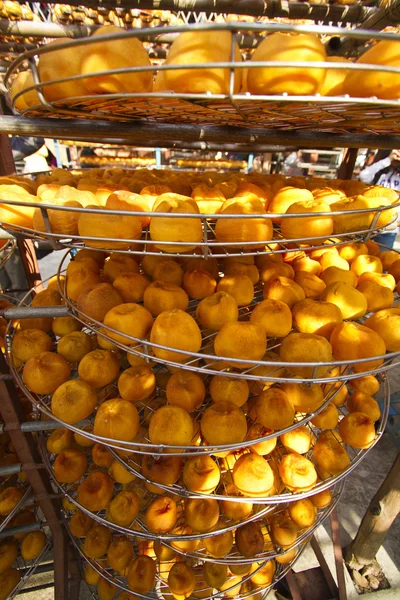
1 195 398 259
66 507 310 600
38 375 389 512
8 534 52 600
55 249 400 385
162 482 343 565
0 484 32 534
5 23 400 134
40 437 273 541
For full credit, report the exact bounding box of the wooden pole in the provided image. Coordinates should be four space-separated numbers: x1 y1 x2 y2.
345 452 400 570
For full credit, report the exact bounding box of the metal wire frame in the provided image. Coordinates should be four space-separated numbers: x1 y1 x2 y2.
8 531 53 600
108 377 390 503
38 375 390 523
8 338 351 457
54 250 400 387
39 436 274 541
4 269 359 456
0 484 31 533
1 194 398 258
162 482 344 565
5 22 400 134
7 0 377 25
3 262 397 456
65 509 310 600
0 238 16 271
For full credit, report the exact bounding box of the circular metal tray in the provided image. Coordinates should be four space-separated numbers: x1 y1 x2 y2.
66 507 311 600
56 248 400 386
1 196 398 259
5 23 400 135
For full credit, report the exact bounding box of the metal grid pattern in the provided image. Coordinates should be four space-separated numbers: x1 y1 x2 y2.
1 196 399 259
40 437 273 541
0 484 31 533
67 516 307 600
37 375 390 514
5 23 400 134
8 533 52 600
53 249 400 386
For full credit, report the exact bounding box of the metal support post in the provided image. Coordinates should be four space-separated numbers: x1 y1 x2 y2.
337 148 358 180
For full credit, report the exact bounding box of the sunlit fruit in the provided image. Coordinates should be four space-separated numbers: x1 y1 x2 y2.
23 351 70 395
217 275 254 307
150 195 202 253
166 370 205 412
57 331 92 363
150 309 202 362
214 321 266 369
183 269 217 300
349 375 380 396
149 405 193 447
94 398 139 442
144 281 189 317
51 379 98 424
200 401 247 445
279 453 317 491
313 431 351 478
76 283 123 322
233 453 274 497
338 412 376 449
185 498 220 533
347 392 381 422
256 387 295 429
263 276 305 308
113 272 150 303
279 332 333 378
196 291 238 330
280 426 312 454
288 498 317 529
182 455 220 494
103 303 153 346
330 321 386 373
118 364 156 403
78 349 120 388
46 428 74 454
250 298 292 337
11 329 52 363
145 496 177 533
365 307 400 352
168 562 196 600
310 402 339 429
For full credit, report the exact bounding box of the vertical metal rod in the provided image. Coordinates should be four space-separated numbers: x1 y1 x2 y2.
17 239 43 293
330 508 348 600
338 148 358 180
0 133 15 176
